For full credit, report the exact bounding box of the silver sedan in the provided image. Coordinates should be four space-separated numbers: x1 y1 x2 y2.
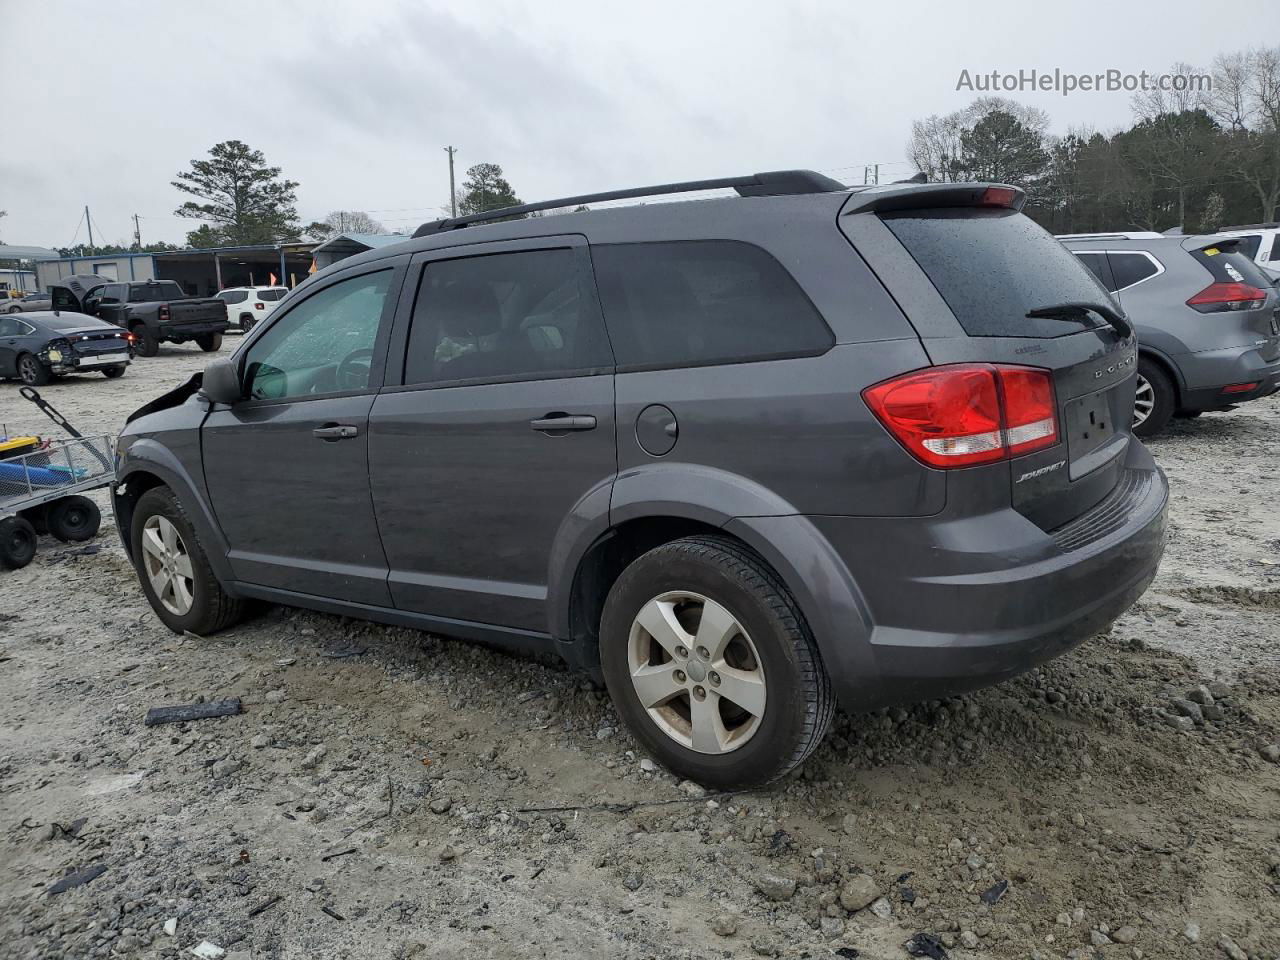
3 292 53 314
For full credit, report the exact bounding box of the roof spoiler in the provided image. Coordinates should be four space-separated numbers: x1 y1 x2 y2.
412 169 847 238
842 182 1025 215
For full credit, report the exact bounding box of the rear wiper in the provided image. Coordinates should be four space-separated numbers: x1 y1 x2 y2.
1026 301 1132 338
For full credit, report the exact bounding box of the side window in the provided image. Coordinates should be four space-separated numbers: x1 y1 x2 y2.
1072 252 1116 292
99 284 125 304
1268 237 1280 263
243 270 393 401
404 247 610 385
591 240 833 369
220 290 248 304
0 317 21 337
259 289 288 301
1108 253 1160 290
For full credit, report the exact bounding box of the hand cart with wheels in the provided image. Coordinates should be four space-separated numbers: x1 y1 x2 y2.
0 388 115 570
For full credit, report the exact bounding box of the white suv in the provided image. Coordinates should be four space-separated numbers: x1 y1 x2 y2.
215 286 289 332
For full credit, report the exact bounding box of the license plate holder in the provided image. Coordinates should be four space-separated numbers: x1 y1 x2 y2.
1065 388 1117 464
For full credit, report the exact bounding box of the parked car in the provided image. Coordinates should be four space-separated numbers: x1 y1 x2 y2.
4 292 52 314
214 286 289 332
1060 232 1280 436
1206 222 1280 281
0 311 131 384
113 171 1168 787
49 276 228 357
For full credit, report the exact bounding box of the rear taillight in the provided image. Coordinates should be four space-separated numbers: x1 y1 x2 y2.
863 364 1060 469
254 302 265 310
1186 282 1267 312
158 304 170 322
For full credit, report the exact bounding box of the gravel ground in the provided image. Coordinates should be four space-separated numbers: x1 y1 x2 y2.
2 344 1278 960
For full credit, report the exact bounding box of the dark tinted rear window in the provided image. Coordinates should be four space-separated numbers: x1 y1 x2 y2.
129 281 184 302
591 240 832 368
259 288 288 301
1192 242 1274 287
1109 252 1161 290
883 208 1113 338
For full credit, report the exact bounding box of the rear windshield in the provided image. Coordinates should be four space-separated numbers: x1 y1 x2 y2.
1191 242 1273 287
882 208 1115 338
43 314 109 331
128 281 185 303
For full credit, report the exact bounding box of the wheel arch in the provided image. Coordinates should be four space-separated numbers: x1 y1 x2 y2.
114 441 235 587
1137 346 1183 400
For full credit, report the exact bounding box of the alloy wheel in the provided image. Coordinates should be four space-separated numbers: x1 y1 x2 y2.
1132 373 1155 428
141 515 195 616
627 591 766 754
19 356 41 384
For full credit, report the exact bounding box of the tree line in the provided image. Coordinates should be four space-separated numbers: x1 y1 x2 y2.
907 46 1280 234
56 145 527 256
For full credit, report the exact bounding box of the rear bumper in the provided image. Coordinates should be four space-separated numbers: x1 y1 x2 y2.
161 320 228 341
51 350 130 373
1177 343 1280 411
777 441 1168 712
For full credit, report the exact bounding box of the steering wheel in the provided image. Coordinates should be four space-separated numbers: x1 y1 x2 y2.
336 348 375 391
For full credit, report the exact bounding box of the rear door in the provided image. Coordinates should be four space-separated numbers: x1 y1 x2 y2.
369 236 615 634
0 316 35 376
843 194 1137 531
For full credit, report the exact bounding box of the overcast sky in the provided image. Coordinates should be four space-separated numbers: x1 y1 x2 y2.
2 0 1268 249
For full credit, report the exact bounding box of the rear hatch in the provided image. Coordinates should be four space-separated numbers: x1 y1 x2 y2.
840 184 1138 532
1181 237 1280 362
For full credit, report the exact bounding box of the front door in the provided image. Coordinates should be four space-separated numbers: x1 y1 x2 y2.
202 261 406 605
369 236 616 633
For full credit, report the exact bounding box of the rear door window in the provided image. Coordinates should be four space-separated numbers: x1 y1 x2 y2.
882 208 1113 338
404 247 611 385
1073 251 1116 292
259 288 288 301
219 290 248 304
591 240 832 368
1107 252 1161 291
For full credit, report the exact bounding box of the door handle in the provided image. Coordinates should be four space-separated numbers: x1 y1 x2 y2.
529 414 597 432
313 423 359 440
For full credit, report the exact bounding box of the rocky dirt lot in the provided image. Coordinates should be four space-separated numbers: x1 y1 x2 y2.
1 345 1278 960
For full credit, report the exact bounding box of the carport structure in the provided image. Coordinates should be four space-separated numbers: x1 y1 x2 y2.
153 243 316 297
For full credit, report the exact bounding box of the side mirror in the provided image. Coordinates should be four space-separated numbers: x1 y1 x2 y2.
199 357 243 405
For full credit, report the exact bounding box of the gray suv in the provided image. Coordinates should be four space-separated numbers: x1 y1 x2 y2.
1061 232 1280 436
114 172 1169 787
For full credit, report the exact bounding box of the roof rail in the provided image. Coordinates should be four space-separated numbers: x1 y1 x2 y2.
1055 231 1166 241
412 169 847 238
1214 222 1280 232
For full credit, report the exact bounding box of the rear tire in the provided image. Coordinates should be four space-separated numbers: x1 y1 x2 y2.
130 486 244 634
46 496 101 543
196 333 223 352
1133 359 1175 438
0 516 37 570
599 535 833 789
102 365 127 379
17 354 51 386
239 314 255 333
132 325 159 358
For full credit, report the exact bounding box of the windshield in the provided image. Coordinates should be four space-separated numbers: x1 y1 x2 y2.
129 281 185 303
882 208 1116 338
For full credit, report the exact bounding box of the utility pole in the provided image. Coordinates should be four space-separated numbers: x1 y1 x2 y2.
444 146 458 217
85 205 95 254
133 214 142 250
874 163 880 185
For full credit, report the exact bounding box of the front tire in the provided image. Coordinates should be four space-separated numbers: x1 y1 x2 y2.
1133 359 1176 438
196 333 223 352
599 535 833 789
46 495 101 542
17 354 51 386
130 486 244 634
0 516 37 569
